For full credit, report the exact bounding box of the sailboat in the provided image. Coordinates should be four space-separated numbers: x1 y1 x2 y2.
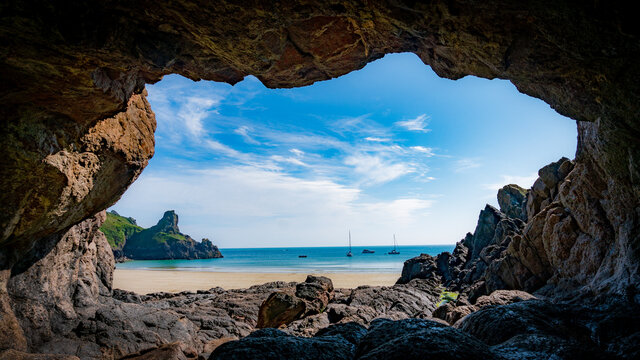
346 230 353 257
388 234 400 255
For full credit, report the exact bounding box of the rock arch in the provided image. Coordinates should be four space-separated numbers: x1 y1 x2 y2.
1 0 639 356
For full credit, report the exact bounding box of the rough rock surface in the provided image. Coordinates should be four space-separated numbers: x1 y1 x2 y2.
433 290 537 325
399 156 629 303
211 325 363 360
257 275 334 328
211 300 640 360
6 212 114 353
1 0 639 305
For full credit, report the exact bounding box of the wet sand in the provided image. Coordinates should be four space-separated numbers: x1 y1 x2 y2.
113 269 399 294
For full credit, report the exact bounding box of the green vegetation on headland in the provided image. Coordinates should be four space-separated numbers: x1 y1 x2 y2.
100 211 142 249
100 210 223 261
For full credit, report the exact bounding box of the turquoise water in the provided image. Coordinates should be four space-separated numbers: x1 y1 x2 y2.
115 245 454 273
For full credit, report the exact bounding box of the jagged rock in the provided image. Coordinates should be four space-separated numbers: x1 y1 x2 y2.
498 184 528 221
397 253 438 284
457 299 640 359
256 290 306 328
6 212 114 352
474 290 536 307
257 276 334 328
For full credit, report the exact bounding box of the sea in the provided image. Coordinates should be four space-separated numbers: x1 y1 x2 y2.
116 245 455 273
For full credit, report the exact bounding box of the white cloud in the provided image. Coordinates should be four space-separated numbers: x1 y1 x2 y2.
410 146 435 156
234 125 261 145
290 148 304 157
454 158 482 173
112 165 436 246
205 139 246 160
270 155 307 167
344 154 414 185
395 114 431 132
178 97 219 137
365 137 391 142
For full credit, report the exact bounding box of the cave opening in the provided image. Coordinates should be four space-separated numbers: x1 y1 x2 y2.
2 2 639 358
106 52 576 269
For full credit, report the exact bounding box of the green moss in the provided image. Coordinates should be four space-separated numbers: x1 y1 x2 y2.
436 288 459 307
100 212 143 249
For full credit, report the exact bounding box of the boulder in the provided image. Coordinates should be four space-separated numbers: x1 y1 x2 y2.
257 276 334 328
497 184 528 221
356 318 493 360
210 326 360 360
256 291 306 328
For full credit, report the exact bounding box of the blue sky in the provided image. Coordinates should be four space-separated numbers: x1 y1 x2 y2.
111 53 577 248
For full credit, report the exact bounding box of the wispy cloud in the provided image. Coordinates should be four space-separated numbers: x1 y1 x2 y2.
271 155 307 167
344 154 414 185
234 125 261 145
410 146 435 156
205 140 247 160
454 158 482 173
113 165 436 245
365 137 391 142
395 114 431 132
290 148 304 157
177 97 219 137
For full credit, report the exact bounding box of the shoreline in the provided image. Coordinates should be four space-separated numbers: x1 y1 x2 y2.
113 269 400 294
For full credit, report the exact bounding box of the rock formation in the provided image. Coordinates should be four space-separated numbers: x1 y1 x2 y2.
257 275 334 328
1 1 640 359
101 210 223 261
398 157 624 302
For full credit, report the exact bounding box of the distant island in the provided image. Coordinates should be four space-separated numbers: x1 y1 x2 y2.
101 210 223 262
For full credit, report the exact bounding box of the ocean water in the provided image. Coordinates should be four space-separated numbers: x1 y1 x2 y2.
116 245 455 273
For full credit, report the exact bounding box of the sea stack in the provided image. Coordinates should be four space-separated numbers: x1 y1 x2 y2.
100 210 223 260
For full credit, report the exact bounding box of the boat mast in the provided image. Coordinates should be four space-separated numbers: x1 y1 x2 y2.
349 230 352 251
393 234 397 251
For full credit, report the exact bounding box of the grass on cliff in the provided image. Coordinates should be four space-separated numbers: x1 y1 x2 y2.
100 212 143 249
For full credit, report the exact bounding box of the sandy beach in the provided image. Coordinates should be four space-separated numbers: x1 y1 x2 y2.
113 269 399 294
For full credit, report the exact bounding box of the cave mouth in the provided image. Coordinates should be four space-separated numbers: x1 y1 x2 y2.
109 52 577 253
2 2 639 358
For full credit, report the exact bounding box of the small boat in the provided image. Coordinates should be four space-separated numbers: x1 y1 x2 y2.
298 255 307 258
362 249 375 254
346 230 353 257
388 234 400 255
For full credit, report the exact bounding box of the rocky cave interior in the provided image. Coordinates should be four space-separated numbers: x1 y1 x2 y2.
1 1 639 359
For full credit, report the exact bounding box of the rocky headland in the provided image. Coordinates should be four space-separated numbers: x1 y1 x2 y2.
101 210 222 262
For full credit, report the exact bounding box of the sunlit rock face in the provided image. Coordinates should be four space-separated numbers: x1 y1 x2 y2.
0 0 639 357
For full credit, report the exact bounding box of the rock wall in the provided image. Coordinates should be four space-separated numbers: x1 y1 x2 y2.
400 156 640 303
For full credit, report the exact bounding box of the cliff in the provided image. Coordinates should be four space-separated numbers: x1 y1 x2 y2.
100 210 222 261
